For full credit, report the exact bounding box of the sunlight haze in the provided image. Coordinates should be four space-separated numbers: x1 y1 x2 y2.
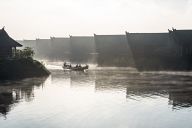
0 0 192 39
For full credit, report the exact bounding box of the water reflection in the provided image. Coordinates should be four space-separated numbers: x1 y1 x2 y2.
0 92 14 117
94 70 192 109
0 77 48 118
50 69 192 110
169 90 192 109
1 69 192 121
70 71 95 87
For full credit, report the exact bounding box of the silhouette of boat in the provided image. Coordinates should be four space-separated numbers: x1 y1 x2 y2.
62 62 89 71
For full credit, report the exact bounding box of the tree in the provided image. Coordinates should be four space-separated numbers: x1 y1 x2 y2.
15 47 35 59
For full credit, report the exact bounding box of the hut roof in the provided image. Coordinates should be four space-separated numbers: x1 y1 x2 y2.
0 28 22 47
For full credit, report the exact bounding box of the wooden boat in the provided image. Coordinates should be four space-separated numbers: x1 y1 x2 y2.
70 65 89 71
62 63 89 71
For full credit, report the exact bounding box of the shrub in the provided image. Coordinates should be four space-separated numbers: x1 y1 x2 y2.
15 47 35 59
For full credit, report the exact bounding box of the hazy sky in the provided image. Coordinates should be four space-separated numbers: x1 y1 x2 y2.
0 0 192 39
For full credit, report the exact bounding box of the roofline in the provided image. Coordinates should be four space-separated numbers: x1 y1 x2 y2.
70 36 94 38
94 34 126 36
126 32 168 34
50 37 70 39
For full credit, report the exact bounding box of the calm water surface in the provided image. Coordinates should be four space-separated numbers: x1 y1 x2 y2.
0 68 192 128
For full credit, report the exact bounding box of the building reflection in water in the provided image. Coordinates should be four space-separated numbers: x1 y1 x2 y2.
70 71 95 88
169 89 192 109
1 69 192 119
93 70 192 110
0 77 48 118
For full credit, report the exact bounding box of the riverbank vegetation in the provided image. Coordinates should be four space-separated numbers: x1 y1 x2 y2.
0 47 50 80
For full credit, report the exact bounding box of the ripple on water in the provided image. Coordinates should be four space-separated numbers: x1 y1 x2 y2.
0 69 192 128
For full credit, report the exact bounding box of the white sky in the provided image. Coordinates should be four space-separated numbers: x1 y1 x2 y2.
0 0 192 39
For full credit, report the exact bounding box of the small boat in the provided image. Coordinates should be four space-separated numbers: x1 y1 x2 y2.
63 62 89 71
62 62 72 70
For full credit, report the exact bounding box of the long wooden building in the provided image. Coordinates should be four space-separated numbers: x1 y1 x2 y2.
70 36 96 63
126 28 192 71
50 37 71 61
94 34 134 67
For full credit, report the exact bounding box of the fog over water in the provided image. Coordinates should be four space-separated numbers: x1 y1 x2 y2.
0 63 192 128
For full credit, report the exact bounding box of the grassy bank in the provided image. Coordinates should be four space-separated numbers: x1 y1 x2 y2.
0 58 50 80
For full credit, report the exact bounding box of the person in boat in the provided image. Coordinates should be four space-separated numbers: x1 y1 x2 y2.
64 62 66 67
84 64 88 69
63 62 72 69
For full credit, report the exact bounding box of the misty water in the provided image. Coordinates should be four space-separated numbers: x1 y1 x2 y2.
1 65 192 128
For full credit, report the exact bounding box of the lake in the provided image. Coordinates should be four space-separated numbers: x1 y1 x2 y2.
0 67 192 128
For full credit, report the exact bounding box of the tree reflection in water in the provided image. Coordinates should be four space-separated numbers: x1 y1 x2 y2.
0 77 48 118
1 69 192 120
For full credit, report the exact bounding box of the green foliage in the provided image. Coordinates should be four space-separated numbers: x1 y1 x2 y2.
15 47 35 59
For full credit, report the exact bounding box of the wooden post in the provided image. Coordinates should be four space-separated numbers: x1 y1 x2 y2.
12 47 16 57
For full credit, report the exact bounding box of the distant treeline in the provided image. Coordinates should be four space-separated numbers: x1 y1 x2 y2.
17 28 192 71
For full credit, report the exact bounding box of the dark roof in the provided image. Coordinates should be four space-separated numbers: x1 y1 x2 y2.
169 29 192 46
0 28 22 47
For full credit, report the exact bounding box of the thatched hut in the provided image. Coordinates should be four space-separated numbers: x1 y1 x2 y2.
0 27 22 58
